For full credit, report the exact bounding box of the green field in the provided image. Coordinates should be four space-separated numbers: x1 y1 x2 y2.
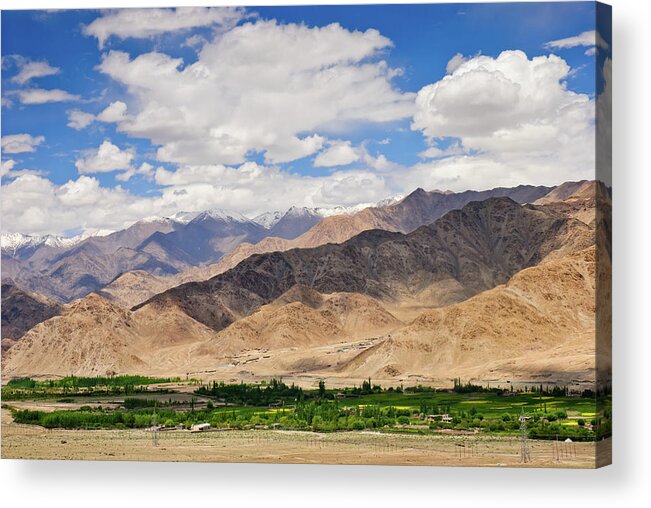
2 375 194 400
2 377 611 442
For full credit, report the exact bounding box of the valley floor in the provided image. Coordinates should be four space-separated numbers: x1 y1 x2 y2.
1 408 606 468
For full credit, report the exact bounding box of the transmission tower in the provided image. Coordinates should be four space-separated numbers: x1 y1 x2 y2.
519 408 530 463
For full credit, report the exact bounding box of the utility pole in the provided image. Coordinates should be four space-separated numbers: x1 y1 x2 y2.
152 402 159 447
519 408 530 463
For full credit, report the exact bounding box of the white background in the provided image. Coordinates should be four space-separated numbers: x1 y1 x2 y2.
1 0 649 506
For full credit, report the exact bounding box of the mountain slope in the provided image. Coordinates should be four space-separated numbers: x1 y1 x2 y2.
167 184 556 286
2 294 146 377
97 270 176 309
2 293 221 378
336 247 597 383
136 197 592 333
1 283 62 350
195 285 403 357
137 210 267 267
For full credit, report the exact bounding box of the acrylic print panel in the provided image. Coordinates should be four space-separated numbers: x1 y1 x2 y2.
0 2 611 468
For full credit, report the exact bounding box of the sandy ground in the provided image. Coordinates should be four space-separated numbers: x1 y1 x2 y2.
1 409 603 468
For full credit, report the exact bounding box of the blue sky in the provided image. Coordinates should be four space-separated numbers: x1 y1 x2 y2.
1 3 611 236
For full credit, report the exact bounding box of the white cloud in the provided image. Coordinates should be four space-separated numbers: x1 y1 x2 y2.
75 140 134 174
98 20 414 166
96 101 128 123
410 50 595 190
17 88 79 104
115 162 156 182
11 59 59 84
2 157 47 181
314 141 360 167
263 134 325 164
0 174 156 235
1 159 16 177
65 101 127 130
183 34 208 50
67 110 96 130
446 53 467 74
418 141 465 159
545 30 609 50
585 47 597 57
153 162 391 215
2 133 45 154
84 7 246 48
1 161 394 235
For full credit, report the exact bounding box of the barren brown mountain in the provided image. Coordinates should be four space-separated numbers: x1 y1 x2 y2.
97 270 175 309
136 197 593 332
177 184 554 283
335 247 598 384
2 293 220 378
1 283 62 351
2 190 604 384
194 286 403 357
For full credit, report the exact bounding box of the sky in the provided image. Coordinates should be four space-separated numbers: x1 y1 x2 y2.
1 2 611 237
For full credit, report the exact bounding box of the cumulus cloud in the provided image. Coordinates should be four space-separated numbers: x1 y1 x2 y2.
0 174 157 235
0 160 48 180
66 101 128 130
153 162 391 215
17 88 79 104
263 134 325 164
446 53 467 74
11 59 59 84
96 101 128 123
314 141 360 167
418 141 466 159
410 50 595 189
75 140 134 174
1 159 16 177
84 7 246 48
1 161 395 235
545 30 609 50
115 162 156 182
67 109 96 130
97 20 414 166
2 133 45 154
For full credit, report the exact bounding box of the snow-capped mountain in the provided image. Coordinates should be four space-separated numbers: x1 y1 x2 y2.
1 230 113 257
252 211 284 230
376 194 406 207
190 208 252 224
169 211 200 224
133 211 200 226
0 233 44 255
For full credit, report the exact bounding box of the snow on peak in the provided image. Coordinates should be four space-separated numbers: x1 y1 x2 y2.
169 211 199 224
376 194 405 207
192 208 251 223
253 211 283 229
1 232 42 253
284 206 322 218
136 216 173 225
1 229 115 255
134 211 199 226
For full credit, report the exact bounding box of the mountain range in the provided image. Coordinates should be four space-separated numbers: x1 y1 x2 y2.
2 180 608 386
1 202 381 302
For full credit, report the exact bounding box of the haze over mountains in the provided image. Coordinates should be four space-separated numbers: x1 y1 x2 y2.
0 201 384 302
2 180 609 387
1 184 552 305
